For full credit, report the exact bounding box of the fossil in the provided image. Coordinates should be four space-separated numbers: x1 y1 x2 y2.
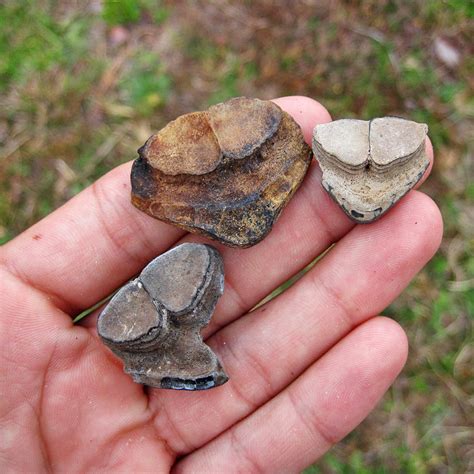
131 97 312 247
312 117 429 223
97 243 228 390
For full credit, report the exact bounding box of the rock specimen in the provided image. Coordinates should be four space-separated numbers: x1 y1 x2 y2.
312 117 429 223
97 243 228 390
131 97 312 247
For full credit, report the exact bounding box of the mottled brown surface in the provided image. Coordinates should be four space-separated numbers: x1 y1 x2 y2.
208 97 282 159
131 97 311 247
141 112 222 176
97 243 227 391
313 117 430 223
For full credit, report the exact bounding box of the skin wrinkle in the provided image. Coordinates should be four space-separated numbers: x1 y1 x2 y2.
310 270 356 330
53 347 154 471
91 181 150 270
17 403 52 473
38 335 85 471
228 426 266 474
0 257 73 315
96 420 173 473
285 386 335 447
219 271 249 323
207 300 316 421
300 164 351 244
37 337 58 473
0 362 51 472
150 395 196 456
213 329 276 413
66 328 102 369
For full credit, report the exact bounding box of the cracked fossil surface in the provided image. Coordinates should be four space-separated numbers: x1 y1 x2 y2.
312 117 429 223
131 97 311 248
97 243 228 391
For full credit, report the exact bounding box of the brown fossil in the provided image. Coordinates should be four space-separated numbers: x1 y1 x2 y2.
131 97 312 247
312 117 429 223
97 243 228 390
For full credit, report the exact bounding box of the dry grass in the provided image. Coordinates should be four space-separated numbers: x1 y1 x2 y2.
0 1 472 472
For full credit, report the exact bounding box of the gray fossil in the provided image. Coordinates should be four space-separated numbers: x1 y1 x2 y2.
97 243 228 390
312 117 429 223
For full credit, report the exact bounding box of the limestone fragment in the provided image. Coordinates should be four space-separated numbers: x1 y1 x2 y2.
312 117 429 223
131 97 312 247
97 243 228 390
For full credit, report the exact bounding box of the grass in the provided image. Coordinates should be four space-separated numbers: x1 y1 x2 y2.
0 0 472 471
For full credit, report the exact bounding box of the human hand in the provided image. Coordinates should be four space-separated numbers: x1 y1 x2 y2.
0 97 442 472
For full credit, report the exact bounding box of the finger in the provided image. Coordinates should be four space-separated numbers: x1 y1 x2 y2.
0 163 185 314
175 317 408 473
147 191 442 454
0 97 330 315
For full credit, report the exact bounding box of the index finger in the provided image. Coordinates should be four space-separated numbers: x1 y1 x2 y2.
0 162 185 313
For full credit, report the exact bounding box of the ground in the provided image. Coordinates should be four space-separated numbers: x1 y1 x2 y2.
0 1 472 472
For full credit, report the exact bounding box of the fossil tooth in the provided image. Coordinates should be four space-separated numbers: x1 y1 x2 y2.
97 243 228 391
207 96 282 159
131 97 312 248
312 117 429 223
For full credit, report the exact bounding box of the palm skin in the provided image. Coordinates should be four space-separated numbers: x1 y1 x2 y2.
0 97 442 473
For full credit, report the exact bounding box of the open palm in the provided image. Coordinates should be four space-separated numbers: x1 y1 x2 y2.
0 97 442 472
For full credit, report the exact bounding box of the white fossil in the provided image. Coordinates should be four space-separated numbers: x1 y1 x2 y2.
312 117 429 223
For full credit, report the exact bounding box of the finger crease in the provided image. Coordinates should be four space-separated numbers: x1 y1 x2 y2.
229 426 265 474
37 334 59 472
0 262 73 315
223 272 249 320
91 181 148 268
214 330 275 412
150 396 195 456
311 272 354 331
304 182 340 244
287 386 339 447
